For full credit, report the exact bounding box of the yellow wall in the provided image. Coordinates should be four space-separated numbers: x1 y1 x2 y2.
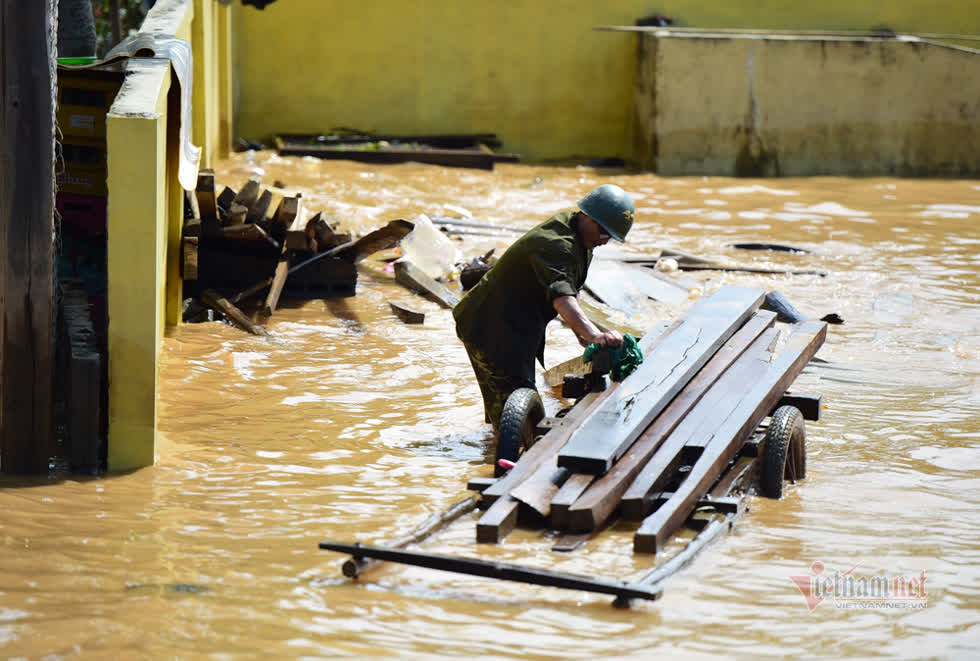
106 60 172 471
234 0 980 161
103 0 235 470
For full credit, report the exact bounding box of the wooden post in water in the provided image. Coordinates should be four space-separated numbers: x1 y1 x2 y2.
0 0 58 473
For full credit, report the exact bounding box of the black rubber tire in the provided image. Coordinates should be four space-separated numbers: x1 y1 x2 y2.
495 388 544 477
760 405 806 499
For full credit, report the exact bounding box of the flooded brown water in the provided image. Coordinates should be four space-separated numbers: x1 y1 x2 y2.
2 152 978 659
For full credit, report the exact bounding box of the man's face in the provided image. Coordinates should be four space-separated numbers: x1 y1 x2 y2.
580 213 611 250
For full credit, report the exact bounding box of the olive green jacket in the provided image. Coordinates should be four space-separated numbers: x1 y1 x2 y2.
453 210 592 371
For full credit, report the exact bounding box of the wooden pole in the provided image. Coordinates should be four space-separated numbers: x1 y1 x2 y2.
0 0 58 473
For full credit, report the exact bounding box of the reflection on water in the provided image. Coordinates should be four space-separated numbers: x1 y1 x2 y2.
1 154 978 658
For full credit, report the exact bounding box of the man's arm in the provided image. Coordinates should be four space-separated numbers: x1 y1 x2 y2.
553 295 623 348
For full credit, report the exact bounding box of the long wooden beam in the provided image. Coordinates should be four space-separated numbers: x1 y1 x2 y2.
557 286 765 475
618 328 778 520
634 321 827 553
320 542 662 602
565 311 776 531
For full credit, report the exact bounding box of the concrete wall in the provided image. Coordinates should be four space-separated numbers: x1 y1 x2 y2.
234 0 980 162
105 0 233 471
635 34 980 176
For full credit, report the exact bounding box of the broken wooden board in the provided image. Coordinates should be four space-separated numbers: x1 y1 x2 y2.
232 178 261 213
618 327 778 520
509 466 570 517
389 302 424 324
633 320 827 553
334 219 414 264
264 194 304 316
557 286 766 475
585 259 657 318
394 260 459 309
564 311 777 532
623 264 691 306
201 289 269 336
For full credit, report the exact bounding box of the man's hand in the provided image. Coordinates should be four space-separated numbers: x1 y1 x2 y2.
553 295 622 348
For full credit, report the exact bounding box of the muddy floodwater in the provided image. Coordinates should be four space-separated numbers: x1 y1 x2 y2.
2 153 979 659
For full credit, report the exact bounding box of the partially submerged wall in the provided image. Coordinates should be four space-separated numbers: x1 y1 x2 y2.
105 0 233 471
635 33 980 176
234 0 980 163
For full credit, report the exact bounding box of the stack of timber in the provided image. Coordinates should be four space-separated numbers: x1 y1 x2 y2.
320 285 827 605
183 169 414 332
476 285 826 553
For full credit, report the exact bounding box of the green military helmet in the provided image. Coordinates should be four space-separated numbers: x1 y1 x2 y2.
577 184 635 242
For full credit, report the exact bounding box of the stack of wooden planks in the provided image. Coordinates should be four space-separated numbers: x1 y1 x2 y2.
475 285 827 554
183 169 414 330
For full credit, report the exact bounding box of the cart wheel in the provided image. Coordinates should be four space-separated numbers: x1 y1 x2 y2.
760 405 806 499
495 388 544 476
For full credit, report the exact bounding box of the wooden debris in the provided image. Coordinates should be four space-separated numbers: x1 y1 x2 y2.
231 178 261 213
264 194 303 316
558 286 766 475
334 219 414 263
394 260 459 309
216 185 236 214
389 302 424 324
201 289 269 336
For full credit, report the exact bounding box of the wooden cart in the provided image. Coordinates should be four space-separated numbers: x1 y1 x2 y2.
320 286 826 607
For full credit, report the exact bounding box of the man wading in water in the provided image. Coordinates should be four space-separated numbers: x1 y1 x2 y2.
453 184 635 469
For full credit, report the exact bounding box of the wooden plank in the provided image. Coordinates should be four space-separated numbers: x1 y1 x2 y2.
566 312 776 531
623 264 691 306
216 185 236 213
231 178 262 213
195 169 217 223
264 195 304 316
201 289 270 336
1 0 57 473
342 496 478 578
558 286 766 475
320 542 662 602
389 302 424 324
634 321 827 553
245 189 274 225
394 260 459 309
618 328 778 520
476 495 520 543
585 259 656 317
510 466 570 517
226 202 248 226
182 236 198 280
221 223 279 249
549 473 594 529
551 533 590 553
333 219 414 263
467 476 496 493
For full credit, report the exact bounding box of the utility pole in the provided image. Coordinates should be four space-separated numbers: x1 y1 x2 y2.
0 0 58 473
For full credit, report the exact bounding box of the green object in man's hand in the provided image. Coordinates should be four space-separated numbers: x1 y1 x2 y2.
583 333 643 382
